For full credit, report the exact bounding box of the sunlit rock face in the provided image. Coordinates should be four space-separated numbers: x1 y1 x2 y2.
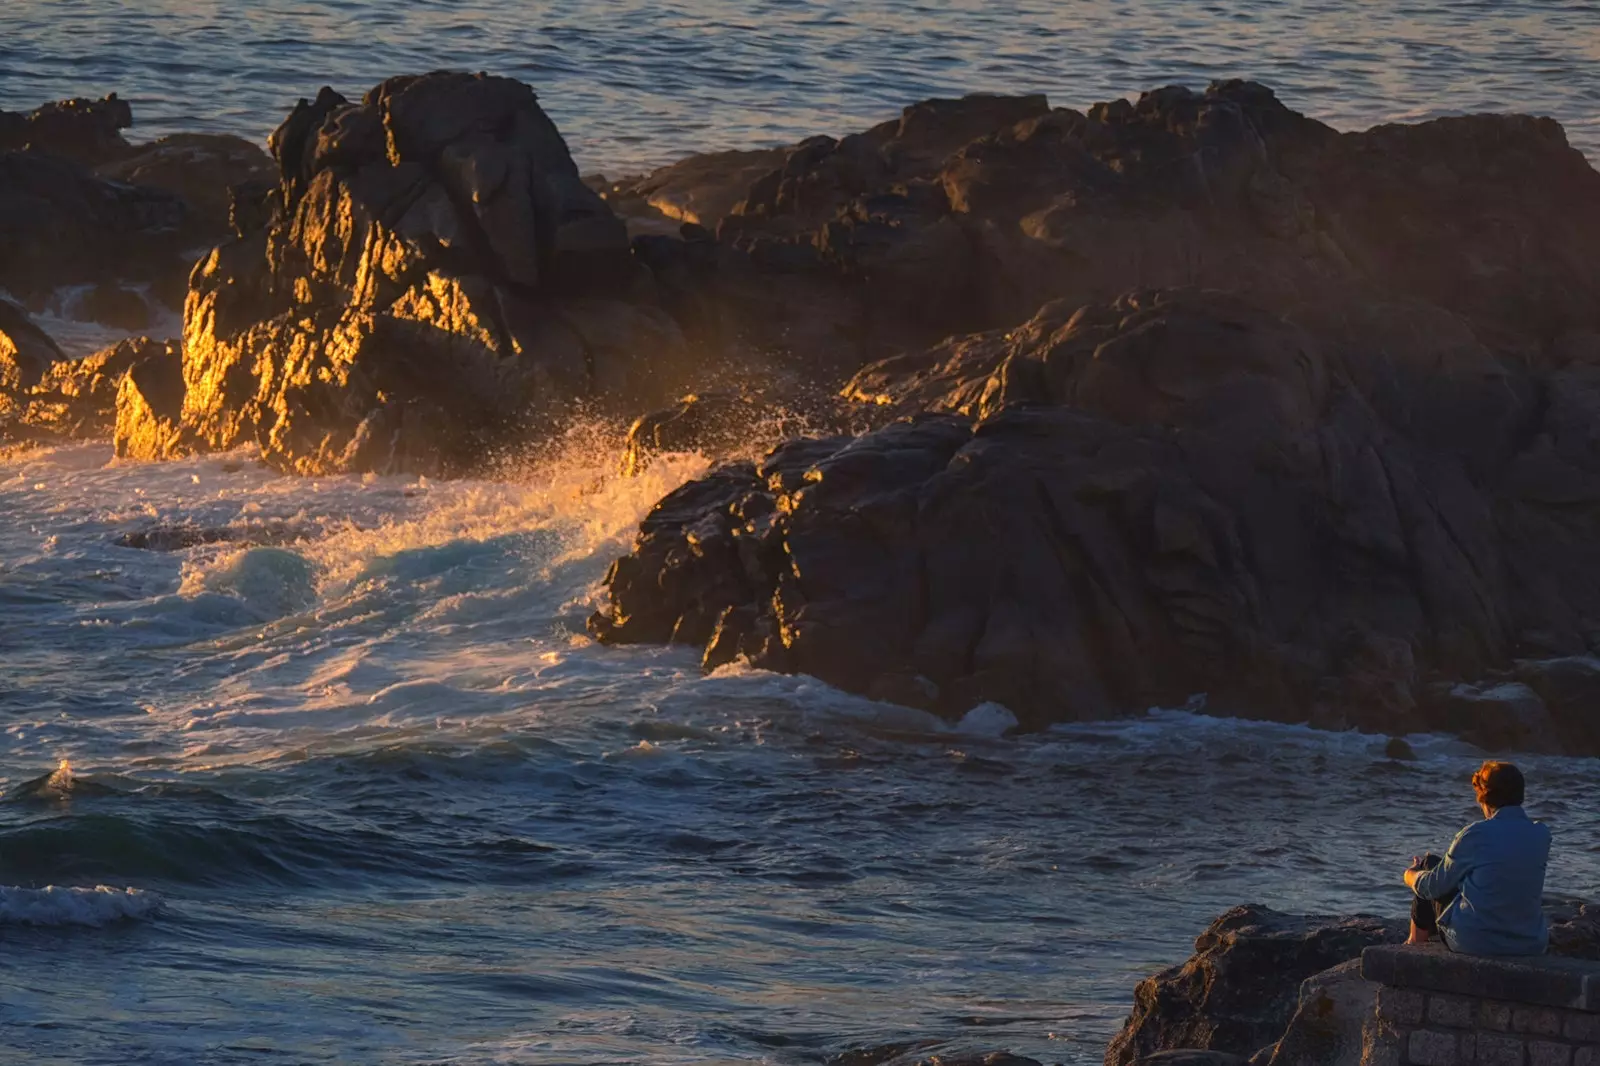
143 71 688 474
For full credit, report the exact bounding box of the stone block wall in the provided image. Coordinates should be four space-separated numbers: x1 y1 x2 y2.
1361 946 1600 1066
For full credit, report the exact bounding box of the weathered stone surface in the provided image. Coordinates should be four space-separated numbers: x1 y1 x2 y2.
593 285 1600 743
114 348 191 460
23 337 179 439
1103 905 1404 1066
1360 946 1600 1011
1264 960 1376 1066
142 71 692 474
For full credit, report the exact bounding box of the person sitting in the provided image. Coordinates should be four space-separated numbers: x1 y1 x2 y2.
1403 760 1551 955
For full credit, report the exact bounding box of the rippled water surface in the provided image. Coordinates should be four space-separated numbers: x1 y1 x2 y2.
2 1 1598 172
4 4 1600 1064
2 439 1599 1066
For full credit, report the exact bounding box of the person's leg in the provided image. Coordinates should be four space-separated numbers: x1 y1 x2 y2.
1409 894 1442 945
1406 855 1446 945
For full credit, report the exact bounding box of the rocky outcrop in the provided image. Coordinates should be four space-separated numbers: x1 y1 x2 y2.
1104 906 1403 1066
128 72 701 474
1107 901 1600 1066
0 94 273 322
0 94 134 165
591 83 1600 741
26 337 179 439
608 82 1600 376
0 150 194 312
590 284 1600 742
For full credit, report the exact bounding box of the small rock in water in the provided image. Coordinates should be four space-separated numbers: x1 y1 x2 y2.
1383 737 1417 761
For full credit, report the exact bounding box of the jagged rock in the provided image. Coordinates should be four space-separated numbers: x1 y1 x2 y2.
114 349 190 460
619 389 864 477
0 94 133 165
1511 657 1600 754
614 82 1600 383
1547 898 1600 961
594 286 1600 741
113 520 328 552
140 71 693 474
1108 900 1599 1066
21 337 178 439
1103 906 1403 1066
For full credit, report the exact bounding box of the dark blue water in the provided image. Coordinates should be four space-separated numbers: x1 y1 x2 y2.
3 5 1600 1063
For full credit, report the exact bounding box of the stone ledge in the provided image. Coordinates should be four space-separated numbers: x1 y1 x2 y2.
1363 946 1600 1011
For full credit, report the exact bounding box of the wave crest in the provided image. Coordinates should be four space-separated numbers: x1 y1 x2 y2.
0 884 160 927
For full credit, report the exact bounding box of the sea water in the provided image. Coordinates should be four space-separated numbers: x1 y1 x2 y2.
3 2 1600 1063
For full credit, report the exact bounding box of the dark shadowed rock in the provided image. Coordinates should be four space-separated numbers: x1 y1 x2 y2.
114 520 330 552
95 132 277 234
1257 959 1370 1066
0 151 196 311
1108 899 1598 1066
609 82 1600 384
593 285 1600 745
0 94 133 165
1102 905 1403 1066
1135 1053 1249 1066
0 298 64 398
1417 681 1558 753
146 71 692 474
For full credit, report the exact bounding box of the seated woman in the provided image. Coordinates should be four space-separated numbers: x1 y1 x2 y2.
1404 760 1551 955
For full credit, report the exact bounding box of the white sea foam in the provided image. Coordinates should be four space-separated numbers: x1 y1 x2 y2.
0 885 161 927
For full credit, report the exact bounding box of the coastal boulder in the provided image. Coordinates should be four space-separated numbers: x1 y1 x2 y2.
1103 905 1403 1066
143 72 691 474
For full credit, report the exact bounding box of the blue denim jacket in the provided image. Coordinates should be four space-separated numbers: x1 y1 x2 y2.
1413 805 1551 956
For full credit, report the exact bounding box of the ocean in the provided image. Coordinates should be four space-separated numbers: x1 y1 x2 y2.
3 2 1600 1064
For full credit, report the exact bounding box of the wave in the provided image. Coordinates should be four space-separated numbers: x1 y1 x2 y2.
0 884 160 927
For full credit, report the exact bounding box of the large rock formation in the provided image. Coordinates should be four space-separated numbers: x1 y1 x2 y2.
608 81 1600 376
589 283 1600 743
0 94 273 319
125 72 699 473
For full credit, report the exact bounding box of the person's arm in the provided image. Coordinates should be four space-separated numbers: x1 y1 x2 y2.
1409 826 1474 900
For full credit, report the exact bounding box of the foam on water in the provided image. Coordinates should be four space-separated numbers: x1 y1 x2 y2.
0 884 161 927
